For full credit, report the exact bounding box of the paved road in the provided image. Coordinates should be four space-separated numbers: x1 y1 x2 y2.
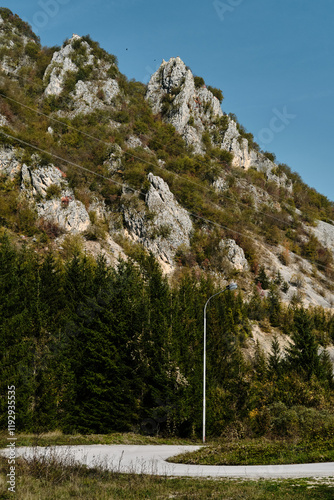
9 445 334 478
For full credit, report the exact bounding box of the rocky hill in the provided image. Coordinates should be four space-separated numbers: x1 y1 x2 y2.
1 8 334 441
0 8 333 310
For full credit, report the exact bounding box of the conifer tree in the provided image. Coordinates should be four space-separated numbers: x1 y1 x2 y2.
286 307 320 380
268 335 282 377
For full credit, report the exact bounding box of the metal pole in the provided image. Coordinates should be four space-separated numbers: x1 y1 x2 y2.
203 283 237 445
203 304 207 444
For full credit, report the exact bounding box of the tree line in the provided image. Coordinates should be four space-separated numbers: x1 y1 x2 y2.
0 234 333 438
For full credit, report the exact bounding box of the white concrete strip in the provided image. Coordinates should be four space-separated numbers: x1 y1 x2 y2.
7 445 334 479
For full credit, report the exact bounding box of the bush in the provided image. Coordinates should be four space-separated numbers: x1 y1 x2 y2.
25 42 39 60
263 151 276 163
45 184 61 200
194 76 205 88
207 86 224 103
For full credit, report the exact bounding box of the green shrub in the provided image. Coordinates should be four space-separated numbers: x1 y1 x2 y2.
25 42 39 60
207 86 224 103
263 151 276 163
161 93 175 115
194 76 205 88
45 184 61 200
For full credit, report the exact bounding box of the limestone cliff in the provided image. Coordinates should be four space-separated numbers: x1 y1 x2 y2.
146 57 291 190
122 172 193 269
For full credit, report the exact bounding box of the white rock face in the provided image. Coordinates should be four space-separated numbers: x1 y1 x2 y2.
0 147 91 234
104 144 123 173
123 172 193 266
21 164 65 197
0 113 9 127
83 235 127 267
309 220 334 254
146 57 223 154
37 198 90 234
43 34 119 116
220 239 249 271
19 162 90 233
146 57 292 191
0 16 37 76
0 146 21 179
44 42 78 96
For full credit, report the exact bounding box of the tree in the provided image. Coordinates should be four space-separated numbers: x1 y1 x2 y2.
286 308 321 381
268 335 282 377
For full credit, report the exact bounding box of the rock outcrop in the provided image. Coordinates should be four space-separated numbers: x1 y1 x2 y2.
123 172 193 267
0 146 22 178
220 238 249 271
309 220 334 255
21 164 65 197
43 34 119 116
146 57 292 190
0 147 90 234
20 162 90 233
146 56 222 154
0 9 39 76
37 198 90 234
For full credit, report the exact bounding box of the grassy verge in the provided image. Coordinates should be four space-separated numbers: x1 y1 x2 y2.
168 437 334 466
0 430 197 449
0 454 334 499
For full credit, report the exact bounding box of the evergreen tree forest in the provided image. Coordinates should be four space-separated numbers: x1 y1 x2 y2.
1 233 333 439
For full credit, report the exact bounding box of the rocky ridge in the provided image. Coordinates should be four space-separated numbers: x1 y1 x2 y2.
0 9 39 76
146 57 291 191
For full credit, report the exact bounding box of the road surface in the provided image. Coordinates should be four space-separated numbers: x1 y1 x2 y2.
8 445 334 479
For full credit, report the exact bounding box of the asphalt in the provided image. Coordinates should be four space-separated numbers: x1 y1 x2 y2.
9 445 334 478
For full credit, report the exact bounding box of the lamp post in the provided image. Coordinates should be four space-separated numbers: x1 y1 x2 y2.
203 282 237 444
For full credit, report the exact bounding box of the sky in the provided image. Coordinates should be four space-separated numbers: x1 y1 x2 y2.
3 0 334 201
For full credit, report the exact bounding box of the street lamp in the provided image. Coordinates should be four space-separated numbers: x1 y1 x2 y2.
203 282 237 444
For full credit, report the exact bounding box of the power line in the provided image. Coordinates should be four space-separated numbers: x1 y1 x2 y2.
1 128 334 279
0 76 333 278
0 129 261 243
0 81 302 229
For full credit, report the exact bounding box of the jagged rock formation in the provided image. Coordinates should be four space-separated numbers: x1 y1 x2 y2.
0 146 22 178
0 9 39 76
146 56 221 155
123 172 193 267
220 239 249 271
0 147 90 234
43 34 119 116
21 163 90 233
103 144 123 174
146 57 292 191
21 164 66 197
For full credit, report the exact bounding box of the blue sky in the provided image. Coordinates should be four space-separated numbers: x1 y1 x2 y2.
3 0 334 202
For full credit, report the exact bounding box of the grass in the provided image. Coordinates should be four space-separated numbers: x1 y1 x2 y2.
0 430 197 449
0 453 334 499
168 436 334 466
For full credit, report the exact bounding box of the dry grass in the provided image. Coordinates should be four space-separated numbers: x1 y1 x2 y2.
1 450 334 499
0 430 197 450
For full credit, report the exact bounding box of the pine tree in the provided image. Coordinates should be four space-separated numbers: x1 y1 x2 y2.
286 307 320 380
268 335 282 377
268 283 281 327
